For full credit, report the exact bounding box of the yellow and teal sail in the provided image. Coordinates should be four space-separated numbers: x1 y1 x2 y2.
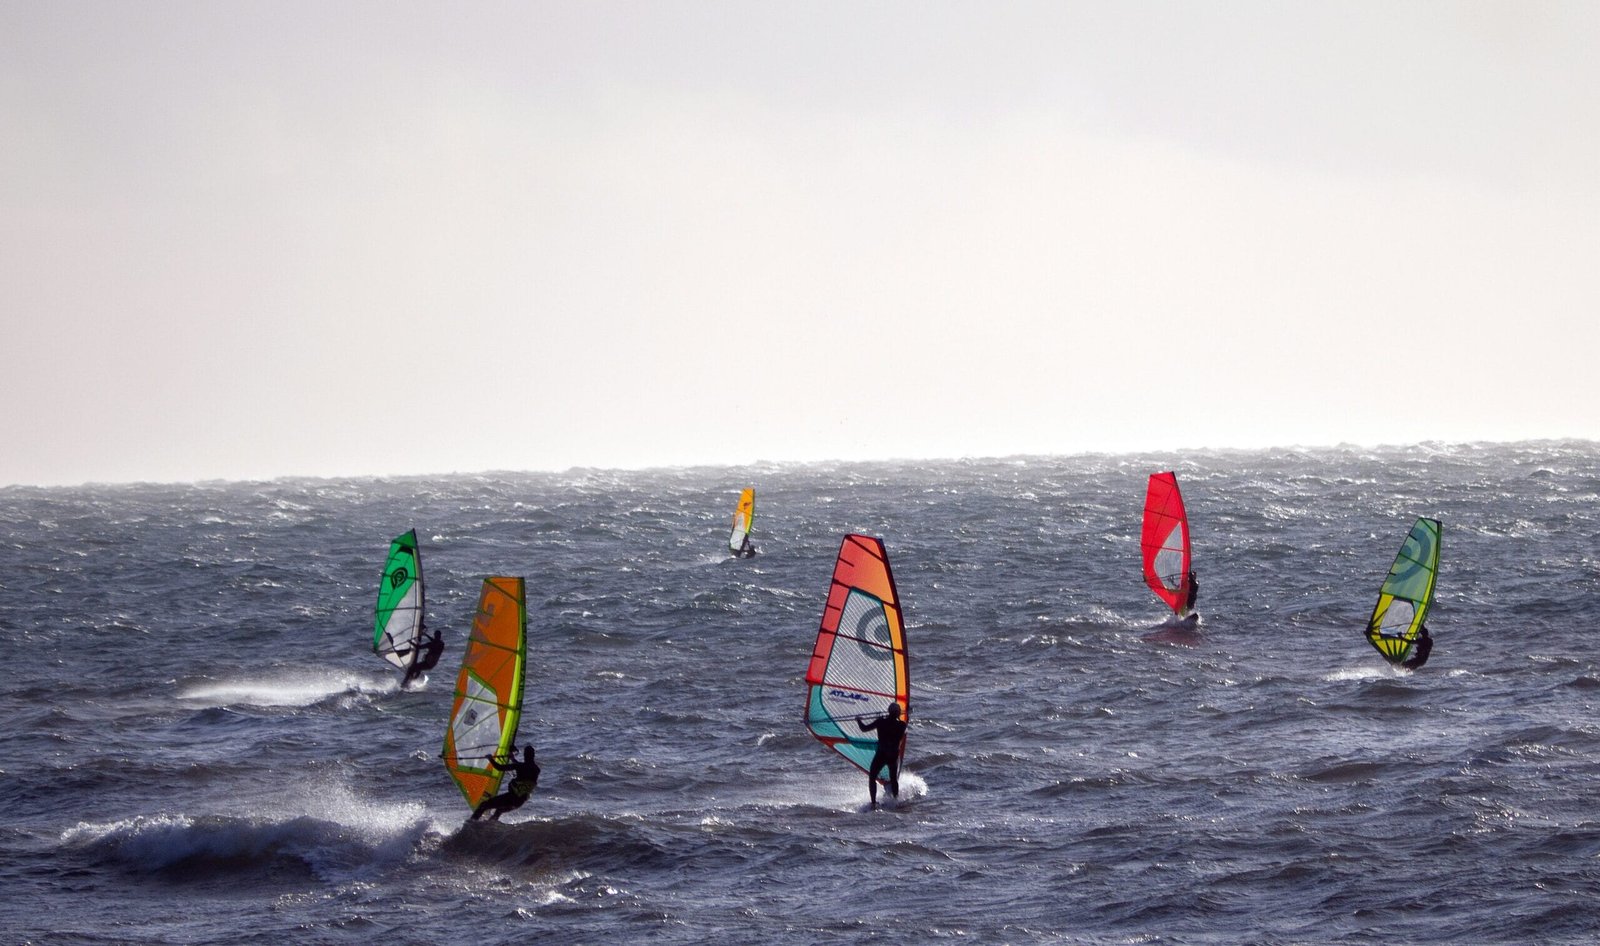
1365 517 1441 664
729 488 755 554
373 529 425 672
442 577 527 808
804 535 909 779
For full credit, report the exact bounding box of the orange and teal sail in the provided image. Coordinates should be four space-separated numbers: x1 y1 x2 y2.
373 530 425 672
804 535 909 780
1140 473 1193 615
442 577 527 808
729 488 755 554
1366 518 1441 664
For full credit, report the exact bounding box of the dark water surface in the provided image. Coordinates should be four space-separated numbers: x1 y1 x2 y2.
3 441 1599 944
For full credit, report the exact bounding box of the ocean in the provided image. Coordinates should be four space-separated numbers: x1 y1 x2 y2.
3 440 1599 945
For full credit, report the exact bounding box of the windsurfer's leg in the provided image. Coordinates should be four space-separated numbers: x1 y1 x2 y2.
869 757 892 807
473 792 509 821
887 759 901 799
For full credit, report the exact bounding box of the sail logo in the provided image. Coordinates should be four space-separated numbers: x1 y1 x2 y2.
829 688 870 703
473 601 498 634
390 567 409 589
843 590 894 662
1385 521 1437 598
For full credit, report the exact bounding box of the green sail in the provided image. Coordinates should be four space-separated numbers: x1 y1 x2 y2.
373 529 425 671
1365 517 1440 663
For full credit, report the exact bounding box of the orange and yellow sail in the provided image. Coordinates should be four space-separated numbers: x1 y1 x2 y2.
729 488 755 554
441 577 527 808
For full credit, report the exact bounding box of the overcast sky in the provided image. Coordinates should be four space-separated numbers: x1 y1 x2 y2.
3 1 1596 486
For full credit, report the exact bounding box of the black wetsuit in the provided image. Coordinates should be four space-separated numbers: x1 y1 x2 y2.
471 755 541 821
401 633 444 687
738 536 757 558
1184 574 1199 613
1401 626 1433 670
857 715 908 806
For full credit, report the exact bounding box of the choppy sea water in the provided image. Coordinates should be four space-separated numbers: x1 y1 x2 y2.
3 441 1599 945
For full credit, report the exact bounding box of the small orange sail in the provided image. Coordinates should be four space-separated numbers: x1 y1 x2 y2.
729 488 755 554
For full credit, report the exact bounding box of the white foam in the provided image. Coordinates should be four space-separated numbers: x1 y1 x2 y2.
179 671 397 707
61 778 441 882
1322 665 1393 682
753 768 929 812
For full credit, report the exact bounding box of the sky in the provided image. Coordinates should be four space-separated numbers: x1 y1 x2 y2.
2 1 1597 487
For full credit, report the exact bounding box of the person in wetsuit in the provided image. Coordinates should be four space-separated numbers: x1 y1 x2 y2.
1401 624 1432 670
470 745 541 821
737 535 757 558
400 631 444 688
855 703 907 809
1182 570 1199 616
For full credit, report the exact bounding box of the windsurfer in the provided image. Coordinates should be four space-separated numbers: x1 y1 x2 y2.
1181 570 1199 616
470 745 540 821
738 535 758 558
1401 624 1433 670
855 703 907 809
400 631 444 688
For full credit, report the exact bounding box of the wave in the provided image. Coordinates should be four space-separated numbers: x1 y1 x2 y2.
57 780 441 886
438 813 675 874
61 814 423 885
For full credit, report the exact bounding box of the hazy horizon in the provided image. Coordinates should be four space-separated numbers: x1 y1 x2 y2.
3 434 1592 491
5 2 1596 488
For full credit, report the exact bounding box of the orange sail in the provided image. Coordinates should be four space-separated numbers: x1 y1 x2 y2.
728 488 755 554
441 577 526 808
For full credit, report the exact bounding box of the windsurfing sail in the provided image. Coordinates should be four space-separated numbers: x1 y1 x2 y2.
442 577 527 808
373 529 425 671
804 534 909 779
728 488 755 554
1366 518 1441 664
1140 472 1192 614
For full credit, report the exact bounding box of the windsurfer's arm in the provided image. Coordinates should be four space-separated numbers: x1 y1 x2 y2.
857 716 880 732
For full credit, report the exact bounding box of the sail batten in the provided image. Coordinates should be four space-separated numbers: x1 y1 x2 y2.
804 534 910 780
442 577 527 808
1141 473 1192 614
1366 518 1441 663
373 530 425 672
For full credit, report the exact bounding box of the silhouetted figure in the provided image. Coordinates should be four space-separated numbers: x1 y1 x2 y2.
470 745 540 822
1401 624 1433 670
401 631 444 688
855 703 907 809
